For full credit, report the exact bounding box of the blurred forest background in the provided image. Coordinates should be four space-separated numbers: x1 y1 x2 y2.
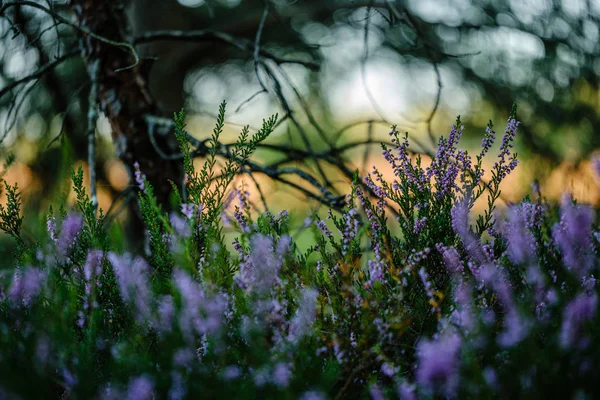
1 0 600 252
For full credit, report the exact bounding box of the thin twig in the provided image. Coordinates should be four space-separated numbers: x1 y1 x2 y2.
0 1 139 71
253 4 270 93
87 59 100 214
134 29 320 71
0 49 78 100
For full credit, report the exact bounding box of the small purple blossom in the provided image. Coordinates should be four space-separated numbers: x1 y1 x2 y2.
9 267 47 307
107 252 151 322
126 376 154 400
133 161 145 191
57 213 84 260
560 292 598 349
272 362 292 388
288 288 318 343
416 333 461 398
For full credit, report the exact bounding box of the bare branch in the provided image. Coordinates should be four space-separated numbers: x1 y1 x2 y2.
0 1 139 71
87 59 100 214
0 49 78 101
133 30 320 71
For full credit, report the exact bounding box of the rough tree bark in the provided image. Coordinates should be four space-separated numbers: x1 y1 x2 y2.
72 0 184 209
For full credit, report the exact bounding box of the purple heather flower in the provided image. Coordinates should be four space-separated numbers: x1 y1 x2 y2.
315 219 333 239
47 215 57 243
369 384 384 400
483 367 498 389
436 244 463 274
552 195 595 277
236 234 284 294
503 204 537 264
416 333 461 398
381 362 398 377
272 362 292 388
451 196 484 263
170 212 191 238
173 348 195 370
57 213 84 260
222 366 242 381
126 376 154 400
299 391 327 400
107 252 151 322
155 295 174 334
9 267 47 307
560 292 598 349
174 269 227 340
397 382 416 400
493 116 520 181
83 250 103 283
181 203 197 220
169 372 186 400
133 162 145 191
288 288 318 343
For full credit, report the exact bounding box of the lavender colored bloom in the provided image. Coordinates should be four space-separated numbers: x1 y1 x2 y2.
272 362 292 388
560 293 598 349
155 295 174 334
222 366 242 381
397 382 416 400
168 372 186 400
181 203 197 220
436 244 463 274
503 205 537 264
483 367 498 389
107 252 151 322
315 219 333 239
84 250 103 283
47 215 57 243
169 212 191 238
369 384 384 400
126 376 154 400
174 269 227 340
9 267 47 307
479 264 529 347
416 333 461 398
381 362 398 377
57 213 84 260
493 116 520 181
552 195 595 277
173 348 195 370
299 390 327 400
236 234 284 294
288 288 318 343
133 161 145 191
451 196 484 263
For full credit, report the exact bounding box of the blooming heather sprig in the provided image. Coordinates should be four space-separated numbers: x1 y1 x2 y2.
416 333 462 398
174 269 227 340
9 267 47 307
552 194 595 277
107 252 152 322
57 213 83 261
236 234 285 294
46 215 57 243
288 288 318 343
493 115 520 181
503 204 538 264
560 292 598 349
133 161 145 191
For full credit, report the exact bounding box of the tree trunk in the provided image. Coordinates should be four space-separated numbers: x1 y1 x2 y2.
72 0 183 210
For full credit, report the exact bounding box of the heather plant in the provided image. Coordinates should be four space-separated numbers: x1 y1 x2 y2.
0 104 600 399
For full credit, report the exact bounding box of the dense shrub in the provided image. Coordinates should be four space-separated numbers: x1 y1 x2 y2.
0 103 599 399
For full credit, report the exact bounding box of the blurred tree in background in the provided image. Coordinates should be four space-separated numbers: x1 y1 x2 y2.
1 0 600 248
